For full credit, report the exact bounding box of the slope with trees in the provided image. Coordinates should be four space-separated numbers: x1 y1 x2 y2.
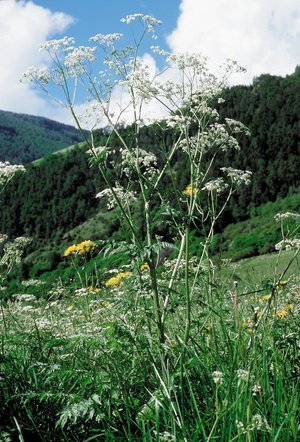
0 109 84 163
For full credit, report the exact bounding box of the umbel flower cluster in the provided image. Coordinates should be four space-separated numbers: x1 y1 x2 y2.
0 161 25 188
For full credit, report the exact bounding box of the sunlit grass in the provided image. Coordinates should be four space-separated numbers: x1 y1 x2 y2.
1 256 299 441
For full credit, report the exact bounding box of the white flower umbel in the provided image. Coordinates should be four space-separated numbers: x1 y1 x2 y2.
236 369 250 382
0 234 8 245
64 46 97 77
21 279 47 288
89 33 123 47
121 148 158 179
21 66 52 84
221 167 252 186
212 370 224 385
39 37 75 53
275 238 300 251
96 186 137 210
0 162 25 188
225 118 251 136
0 236 31 275
274 212 300 222
121 14 162 35
202 178 229 194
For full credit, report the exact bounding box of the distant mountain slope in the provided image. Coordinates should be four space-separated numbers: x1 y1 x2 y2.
0 70 299 258
0 110 84 164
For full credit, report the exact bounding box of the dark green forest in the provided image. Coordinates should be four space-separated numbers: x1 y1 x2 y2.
0 110 84 163
0 69 299 273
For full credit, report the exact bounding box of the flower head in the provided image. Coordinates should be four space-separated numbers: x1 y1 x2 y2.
104 271 132 288
275 309 287 318
140 262 149 271
183 184 198 197
64 240 95 257
259 294 271 303
212 371 224 385
0 161 25 187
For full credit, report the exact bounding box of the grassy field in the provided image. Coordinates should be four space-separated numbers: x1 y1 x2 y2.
1 247 299 441
220 249 300 287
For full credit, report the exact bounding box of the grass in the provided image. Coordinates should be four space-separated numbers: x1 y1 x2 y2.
1 251 300 441
30 141 87 166
219 249 300 288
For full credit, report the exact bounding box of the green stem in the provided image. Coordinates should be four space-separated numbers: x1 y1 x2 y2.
182 223 191 362
149 265 165 345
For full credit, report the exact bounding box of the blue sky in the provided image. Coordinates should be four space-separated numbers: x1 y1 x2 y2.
36 0 180 47
0 0 299 126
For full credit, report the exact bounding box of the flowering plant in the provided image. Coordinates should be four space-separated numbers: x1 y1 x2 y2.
23 14 251 347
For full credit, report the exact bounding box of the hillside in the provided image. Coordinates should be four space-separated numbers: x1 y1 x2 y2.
0 70 299 277
0 109 84 163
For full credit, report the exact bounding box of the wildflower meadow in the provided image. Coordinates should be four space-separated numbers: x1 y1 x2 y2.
0 13 300 441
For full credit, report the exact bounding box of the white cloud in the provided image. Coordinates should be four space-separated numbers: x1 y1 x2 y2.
0 0 74 123
167 0 300 84
3 0 299 127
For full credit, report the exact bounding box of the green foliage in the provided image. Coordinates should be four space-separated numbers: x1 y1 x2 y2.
214 68 300 218
0 70 299 273
210 193 300 261
1 255 300 440
1 21 300 441
0 109 84 164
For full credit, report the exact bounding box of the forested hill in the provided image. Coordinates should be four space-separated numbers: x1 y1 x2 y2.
213 66 300 220
0 69 299 257
0 110 83 164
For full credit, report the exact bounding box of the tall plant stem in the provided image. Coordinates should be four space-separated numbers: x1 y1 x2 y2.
181 223 191 363
149 265 166 345
143 196 165 345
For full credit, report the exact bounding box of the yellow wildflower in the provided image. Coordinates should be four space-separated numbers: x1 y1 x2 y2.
259 294 271 302
87 286 101 293
140 263 150 271
275 279 288 290
76 240 95 255
64 240 95 257
105 276 122 288
64 244 78 257
117 271 132 278
286 304 293 311
102 301 111 308
275 309 287 318
91 301 111 310
183 184 198 197
105 271 132 288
